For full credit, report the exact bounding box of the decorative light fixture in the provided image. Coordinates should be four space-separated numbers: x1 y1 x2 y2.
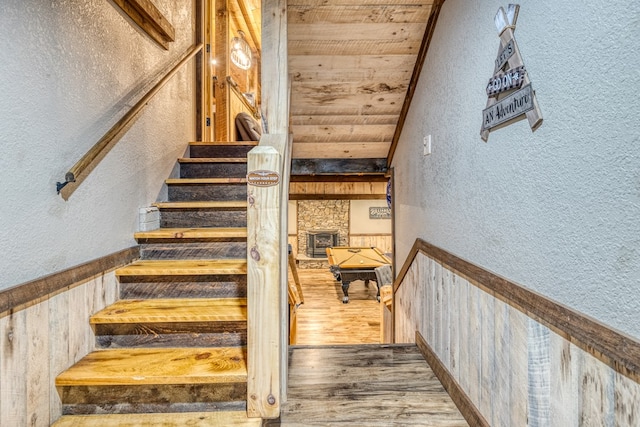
230 31 252 70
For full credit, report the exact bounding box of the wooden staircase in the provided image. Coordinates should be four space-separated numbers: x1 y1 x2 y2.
53 142 262 426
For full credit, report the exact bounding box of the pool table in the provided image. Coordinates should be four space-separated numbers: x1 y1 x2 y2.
325 246 391 303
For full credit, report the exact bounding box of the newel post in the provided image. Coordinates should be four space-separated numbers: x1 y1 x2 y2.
246 145 282 418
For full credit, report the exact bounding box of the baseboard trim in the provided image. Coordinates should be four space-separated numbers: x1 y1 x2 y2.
0 246 140 314
415 330 489 427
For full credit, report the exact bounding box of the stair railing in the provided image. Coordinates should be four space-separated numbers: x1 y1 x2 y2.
246 0 290 419
56 43 203 197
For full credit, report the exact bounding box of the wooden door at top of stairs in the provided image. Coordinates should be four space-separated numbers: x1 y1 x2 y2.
53 141 258 425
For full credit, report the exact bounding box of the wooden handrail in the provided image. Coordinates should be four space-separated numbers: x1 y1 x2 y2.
56 43 203 195
393 238 640 384
227 76 261 119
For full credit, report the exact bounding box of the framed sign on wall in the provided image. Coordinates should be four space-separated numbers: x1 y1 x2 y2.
481 4 543 141
369 207 391 219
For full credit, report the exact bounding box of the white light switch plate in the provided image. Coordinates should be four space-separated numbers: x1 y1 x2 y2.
423 135 432 156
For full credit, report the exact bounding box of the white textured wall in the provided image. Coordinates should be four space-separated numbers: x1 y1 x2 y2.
393 0 640 339
0 1 197 290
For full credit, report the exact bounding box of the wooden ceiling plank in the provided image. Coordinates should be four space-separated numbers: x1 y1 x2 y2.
291 94 405 114
292 81 408 96
237 0 262 51
291 114 399 125
292 124 396 141
228 0 258 52
292 142 391 159
288 5 431 24
291 69 413 83
289 39 422 56
291 104 402 116
288 23 426 41
293 136 394 144
289 54 417 71
288 0 433 6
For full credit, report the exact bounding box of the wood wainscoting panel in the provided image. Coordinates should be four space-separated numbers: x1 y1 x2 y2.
479 288 495 423
26 301 50 427
392 247 640 426
1 309 28 426
348 234 392 255
509 307 529 427
549 331 581 425
527 319 551 426
492 298 511 427
615 371 640 426
455 276 469 393
1 271 120 426
394 261 421 344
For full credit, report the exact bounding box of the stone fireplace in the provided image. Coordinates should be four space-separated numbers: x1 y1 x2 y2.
296 200 349 268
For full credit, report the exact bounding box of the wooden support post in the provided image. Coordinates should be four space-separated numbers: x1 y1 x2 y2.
214 0 229 141
247 145 282 419
261 0 288 137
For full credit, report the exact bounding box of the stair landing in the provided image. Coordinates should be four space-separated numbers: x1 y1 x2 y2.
278 344 468 426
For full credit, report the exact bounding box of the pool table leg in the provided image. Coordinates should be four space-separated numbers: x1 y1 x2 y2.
341 281 350 303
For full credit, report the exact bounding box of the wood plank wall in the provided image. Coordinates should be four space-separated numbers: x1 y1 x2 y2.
349 234 392 255
394 248 640 426
289 181 386 199
0 272 120 426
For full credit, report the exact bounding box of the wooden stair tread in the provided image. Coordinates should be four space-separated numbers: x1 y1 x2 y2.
135 227 247 240
116 259 247 276
90 298 247 324
55 347 247 386
178 157 247 163
165 177 247 184
53 411 262 427
153 201 247 209
189 141 258 146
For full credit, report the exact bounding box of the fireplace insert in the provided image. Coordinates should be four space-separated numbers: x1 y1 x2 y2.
306 230 339 258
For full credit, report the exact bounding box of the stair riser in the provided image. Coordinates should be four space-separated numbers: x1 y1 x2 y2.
119 277 247 299
95 323 246 349
180 163 247 179
60 383 246 414
160 210 247 228
168 184 247 202
140 242 247 260
190 145 254 158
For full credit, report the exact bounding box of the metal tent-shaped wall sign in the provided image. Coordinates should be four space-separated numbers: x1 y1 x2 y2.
481 4 543 141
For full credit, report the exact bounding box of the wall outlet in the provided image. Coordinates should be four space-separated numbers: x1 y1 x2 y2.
423 135 432 156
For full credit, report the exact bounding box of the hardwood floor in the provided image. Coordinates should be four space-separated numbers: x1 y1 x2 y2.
292 268 381 345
